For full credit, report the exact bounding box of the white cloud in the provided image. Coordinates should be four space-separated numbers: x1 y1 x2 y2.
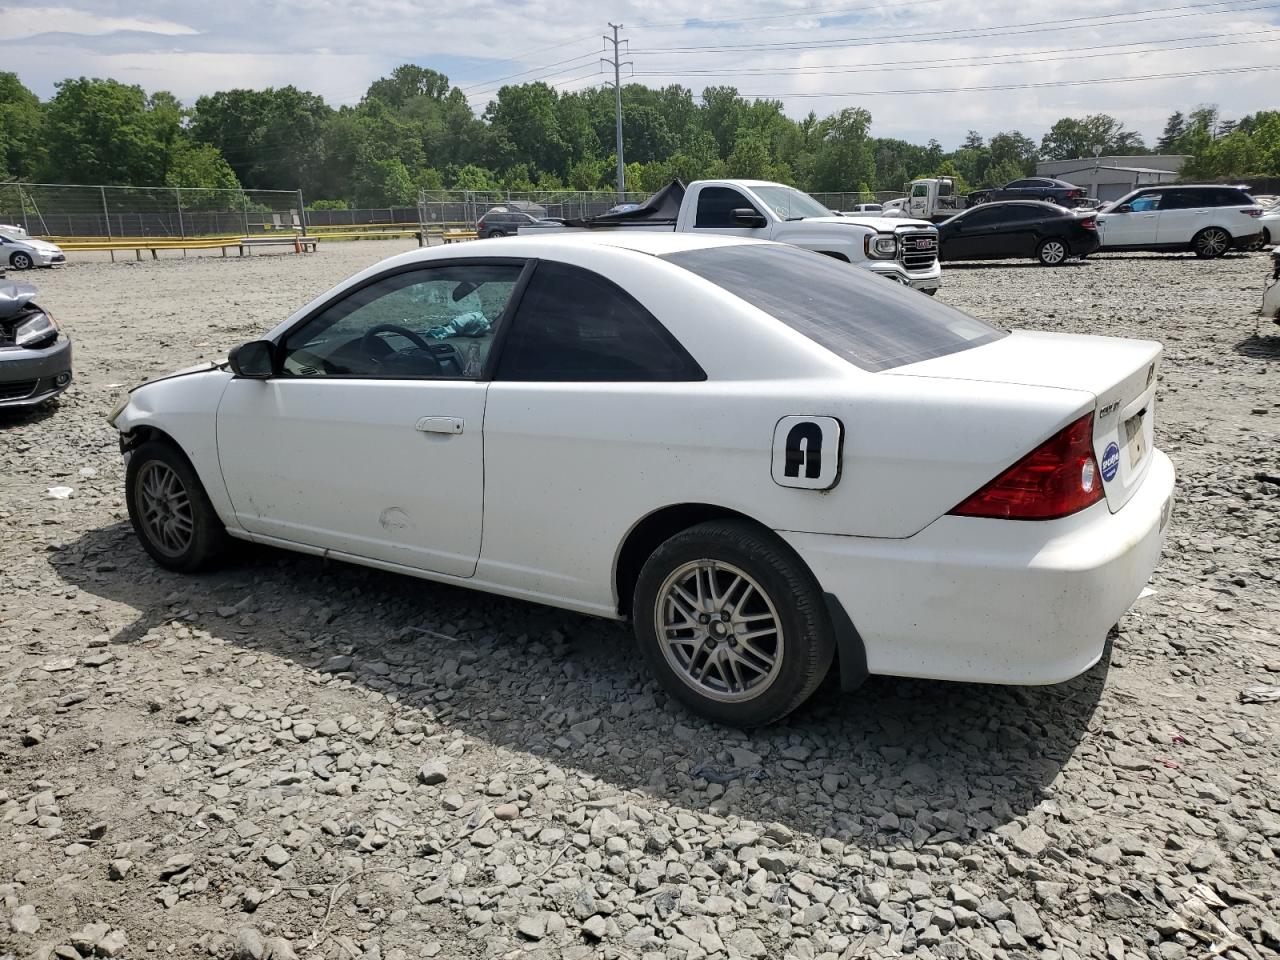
0 5 196 39
2 0 1279 147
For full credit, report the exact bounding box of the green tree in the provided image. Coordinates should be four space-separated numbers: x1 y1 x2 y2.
0 72 45 179
365 65 450 108
42 77 180 183
1156 111 1186 152
190 86 331 193
808 107 874 192
450 163 499 190
1039 114 1145 161
165 139 241 190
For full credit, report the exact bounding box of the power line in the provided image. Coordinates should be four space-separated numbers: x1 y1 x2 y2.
631 0 1280 54
700 63 1280 98
634 0 949 30
460 48 603 94
630 30 1280 78
604 23 631 196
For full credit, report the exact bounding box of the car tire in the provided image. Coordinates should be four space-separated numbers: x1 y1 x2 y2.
632 520 835 726
1036 238 1068 266
488 229 506 238
1192 227 1231 259
126 440 230 572
10 251 33 270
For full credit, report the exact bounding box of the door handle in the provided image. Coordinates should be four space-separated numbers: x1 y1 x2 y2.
416 417 464 435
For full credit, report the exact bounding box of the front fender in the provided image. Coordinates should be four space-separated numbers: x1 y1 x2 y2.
115 369 239 526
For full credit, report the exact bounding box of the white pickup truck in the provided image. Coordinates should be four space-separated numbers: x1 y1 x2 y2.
524 180 943 294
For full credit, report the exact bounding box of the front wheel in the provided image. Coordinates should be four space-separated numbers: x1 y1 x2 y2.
1036 238 1068 266
1192 227 1231 259
10 251 33 270
126 440 229 572
632 520 835 726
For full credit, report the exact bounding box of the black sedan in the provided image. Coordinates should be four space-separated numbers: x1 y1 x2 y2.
938 201 1100 266
970 177 1085 206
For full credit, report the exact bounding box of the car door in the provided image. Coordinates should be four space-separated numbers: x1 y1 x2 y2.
1100 190 1162 247
215 260 528 577
480 259 706 608
941 208 1002 259
1155 189 1208 245
692 186 771 238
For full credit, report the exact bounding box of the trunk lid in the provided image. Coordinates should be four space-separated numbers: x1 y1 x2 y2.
889 330 1161 511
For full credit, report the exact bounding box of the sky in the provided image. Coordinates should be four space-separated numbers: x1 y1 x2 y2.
1 0 1278 149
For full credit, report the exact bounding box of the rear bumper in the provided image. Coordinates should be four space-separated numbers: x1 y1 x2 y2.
1070 234 1101 257
0 336 73 407
781 449 1175 686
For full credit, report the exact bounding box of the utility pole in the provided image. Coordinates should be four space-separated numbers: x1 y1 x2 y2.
602 23 631 197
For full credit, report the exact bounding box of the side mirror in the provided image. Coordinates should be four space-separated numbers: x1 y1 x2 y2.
731 208 768 228
1114 203 1133 213
228 340 276 378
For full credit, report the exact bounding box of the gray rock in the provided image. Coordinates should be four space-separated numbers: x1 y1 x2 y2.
582 915 607 940
418 760 449 785
234 927 266 960
262 844 291 869
96 929 128 958
9 904 39 935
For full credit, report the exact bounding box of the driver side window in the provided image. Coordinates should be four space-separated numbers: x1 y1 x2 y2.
281 263 524 379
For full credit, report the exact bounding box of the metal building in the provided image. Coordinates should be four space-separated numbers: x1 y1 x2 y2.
1035 155 1189 203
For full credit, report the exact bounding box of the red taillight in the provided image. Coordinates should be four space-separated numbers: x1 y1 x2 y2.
949 413 1104 521
1079 216 1097 230
1243 208 1262 218
1068 189 1082 197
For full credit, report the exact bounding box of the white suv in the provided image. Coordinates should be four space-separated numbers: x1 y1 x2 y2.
1097 185 1264 258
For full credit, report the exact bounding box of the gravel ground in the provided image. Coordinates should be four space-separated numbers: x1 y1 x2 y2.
2 242 1279 960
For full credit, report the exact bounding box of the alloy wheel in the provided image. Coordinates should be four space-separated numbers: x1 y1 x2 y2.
1196 228 1229 258
136 460 195 558
655 559 785 703
1040 240 1067 265
11 252 32 269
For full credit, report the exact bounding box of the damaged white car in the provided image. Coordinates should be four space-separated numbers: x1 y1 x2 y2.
108 234 1174 725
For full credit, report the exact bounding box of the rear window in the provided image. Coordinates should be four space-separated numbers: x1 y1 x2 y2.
663 244 1005 372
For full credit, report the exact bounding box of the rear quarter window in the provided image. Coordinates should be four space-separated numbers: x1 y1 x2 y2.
663 244 1004 372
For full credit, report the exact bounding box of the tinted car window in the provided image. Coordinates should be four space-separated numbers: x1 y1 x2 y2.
282 264 523 379
958 208 1004 227
495 261 704 381
999 206 1049 222
1126 192 1163 212
695 187 759 228
664 245 1004 372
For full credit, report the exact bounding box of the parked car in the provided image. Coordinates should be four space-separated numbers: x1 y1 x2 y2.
937 201 1100 266
842 203 883 214
1263 249 1280 326
476 208 542 239
108 233 1173 725
520 179 943 294
1096 185 1264 258
971 178 1086 207
0 281 73 408
1255 204 1279 246
0 226 66 269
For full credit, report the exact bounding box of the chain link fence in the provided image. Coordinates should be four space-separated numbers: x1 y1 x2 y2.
419 189 650 228
0 183 306 239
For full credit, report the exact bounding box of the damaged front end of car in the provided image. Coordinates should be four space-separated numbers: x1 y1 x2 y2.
0 281 73 408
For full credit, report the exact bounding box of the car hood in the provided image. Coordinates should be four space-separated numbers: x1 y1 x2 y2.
132 358 227 392
816 215 934 231
25 239 62 253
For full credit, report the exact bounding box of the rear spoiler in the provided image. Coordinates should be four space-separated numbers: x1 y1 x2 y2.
560 180 686 228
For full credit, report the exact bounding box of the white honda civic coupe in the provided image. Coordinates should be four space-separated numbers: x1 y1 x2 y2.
109 233 1174 725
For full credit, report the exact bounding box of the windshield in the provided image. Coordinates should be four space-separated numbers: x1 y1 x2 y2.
664 244 1004 372
751 185 832 221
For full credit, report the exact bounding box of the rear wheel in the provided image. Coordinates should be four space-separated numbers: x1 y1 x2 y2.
1037 238 1068 266
10 251 33 270
632 520 835 726
488 229 506 238
126 440 229 572
1192 227 1230 259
